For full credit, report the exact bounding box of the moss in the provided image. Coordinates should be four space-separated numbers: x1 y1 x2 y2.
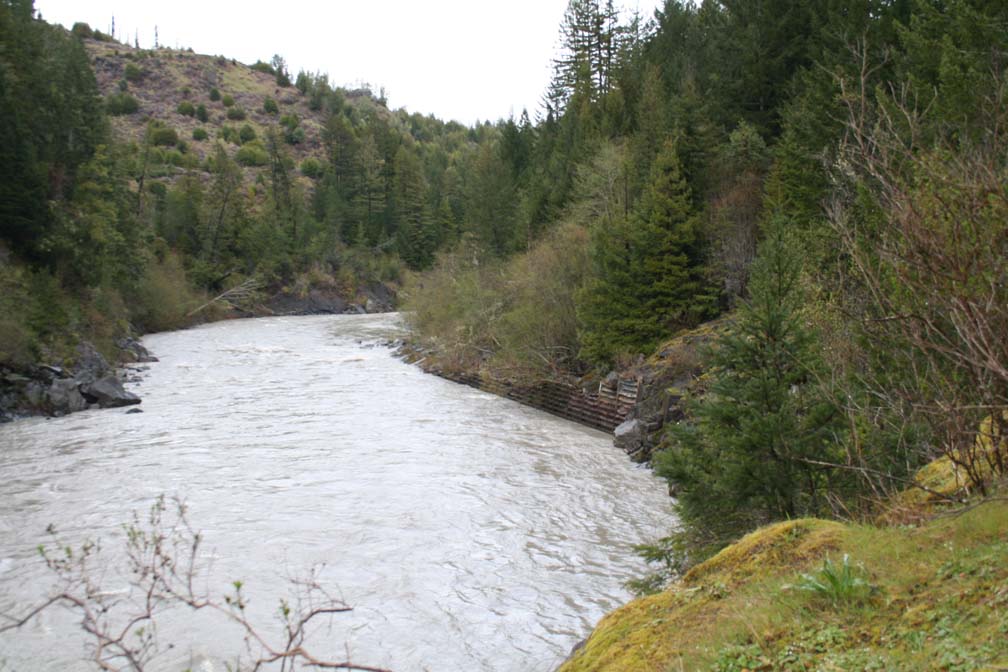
560 499 1008 672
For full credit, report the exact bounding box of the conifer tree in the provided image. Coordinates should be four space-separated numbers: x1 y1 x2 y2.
577 140 708 365
656 223 841 542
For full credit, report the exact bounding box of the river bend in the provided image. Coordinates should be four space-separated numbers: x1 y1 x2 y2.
0 314 673 671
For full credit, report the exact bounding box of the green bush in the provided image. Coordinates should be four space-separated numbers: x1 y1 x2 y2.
106 93 139 115
219 125 239 144
192 127 208 141
300 157 323 178
285 126 305 145
221 94 235 107
176 101 195 117
195 104 208 122
262 97 278 114
226 106 246 120
279 113 299 131
238 124 256 144
124 62 143 82
149 125 179 146
117 78 128 92
235 143 268 166
164 149 185 166
71 22 93 39
209 87 221 101
251 60 275 75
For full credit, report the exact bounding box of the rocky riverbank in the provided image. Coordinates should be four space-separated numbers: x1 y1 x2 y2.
0 339 152 423
395 318 731 463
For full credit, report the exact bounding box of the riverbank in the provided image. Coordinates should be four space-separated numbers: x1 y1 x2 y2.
398 317 731 462
557 466 1008 671
0 282 397 423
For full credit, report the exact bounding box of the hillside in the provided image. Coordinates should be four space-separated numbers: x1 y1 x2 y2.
84 38 390 188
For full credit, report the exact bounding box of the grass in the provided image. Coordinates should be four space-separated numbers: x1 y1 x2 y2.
560 493 1008 671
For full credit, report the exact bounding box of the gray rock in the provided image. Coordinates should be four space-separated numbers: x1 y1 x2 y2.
73 342 110 386
48 378 88 413
307 289 347 314
117 337 158 363
125 408 143 414
82 375 141 408
613 418 645 456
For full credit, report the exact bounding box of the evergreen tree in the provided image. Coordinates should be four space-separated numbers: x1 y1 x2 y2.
577 140 708 365
655 223 841 543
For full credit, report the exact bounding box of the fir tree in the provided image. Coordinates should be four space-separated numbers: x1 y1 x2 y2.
655 222 841 544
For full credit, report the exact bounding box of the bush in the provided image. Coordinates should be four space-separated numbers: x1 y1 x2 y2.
124 62 143 82
285 126 305 145
300 157 323 178
176 101 195 117
251 60 275 75
117 78 128 92
238 124 256 144
195 104 208 123
149 125 179 147
219 125 239 144
226 106 246 121
71 22 93 39
192 127 208 141
262 97 278 115
221 94 235 107
106 93 139 115
209 87 221 102
235 143 268 166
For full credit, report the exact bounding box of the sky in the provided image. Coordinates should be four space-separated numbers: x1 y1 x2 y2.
35 0 663 126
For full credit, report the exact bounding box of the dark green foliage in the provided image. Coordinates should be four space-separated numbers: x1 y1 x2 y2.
106 93 139 115
238 124 256 144
221 94 235 108
655 224 842 542
251 60 275 75
235 143 268 166
271 54 291 87
195 104 208 122
209 87 220 102
123 62 143 82
70 21 93 39
192 127 208 141
149 125 179 147
262 97 278 115
176 100 195 117
299 157 322 179
577 141 709 365
226 106 246 121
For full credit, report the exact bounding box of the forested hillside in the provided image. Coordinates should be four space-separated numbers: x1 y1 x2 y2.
405 0 1008 563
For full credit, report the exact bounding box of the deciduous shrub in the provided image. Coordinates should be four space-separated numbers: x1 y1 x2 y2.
192 127 208 141
149 125 179 147
262 97 278 114
195 104 208 122
209 87 221 102
226 106 246 121
221 94 235 107
176 101 195 117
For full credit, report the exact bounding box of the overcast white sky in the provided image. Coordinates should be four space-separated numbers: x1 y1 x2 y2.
35 0 662 125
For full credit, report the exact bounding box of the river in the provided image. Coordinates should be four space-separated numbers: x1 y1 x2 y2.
0 314 673 671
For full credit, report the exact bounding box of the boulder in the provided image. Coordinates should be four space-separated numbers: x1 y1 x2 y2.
48 378 88 414
613 418 646 458
82 375 141 408
307 289 348 314
73 342 111 386
117 337 158 363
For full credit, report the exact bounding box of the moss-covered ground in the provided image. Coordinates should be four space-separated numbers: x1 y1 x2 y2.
561 489 1007 671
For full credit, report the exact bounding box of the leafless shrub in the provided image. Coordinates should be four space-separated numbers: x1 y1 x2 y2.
0 496 391 672
829 41 1008 495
